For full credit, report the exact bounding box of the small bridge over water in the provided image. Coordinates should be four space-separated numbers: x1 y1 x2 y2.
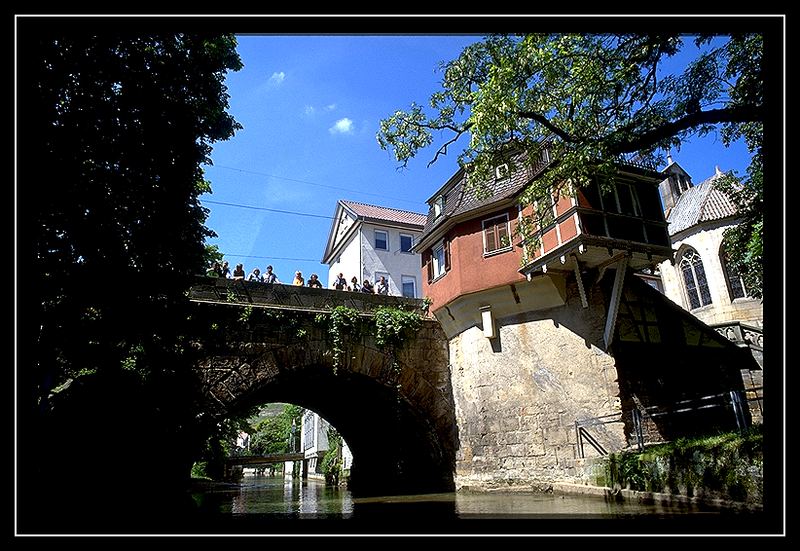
188 277 456 496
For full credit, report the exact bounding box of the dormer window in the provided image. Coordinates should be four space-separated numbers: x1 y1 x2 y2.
433 195 446 218
495 163 509 180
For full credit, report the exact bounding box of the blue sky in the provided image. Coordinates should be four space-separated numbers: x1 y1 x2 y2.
201 35 752 282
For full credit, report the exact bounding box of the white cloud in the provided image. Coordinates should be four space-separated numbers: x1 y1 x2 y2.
304 105 315 116
268 71 286 85
329 117 354 135
326 103 337 111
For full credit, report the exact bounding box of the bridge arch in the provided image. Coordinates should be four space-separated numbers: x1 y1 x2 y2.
191 291 457 497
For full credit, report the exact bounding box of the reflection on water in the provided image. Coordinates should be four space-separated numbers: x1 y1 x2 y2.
194 474 353 517
192 474 711 520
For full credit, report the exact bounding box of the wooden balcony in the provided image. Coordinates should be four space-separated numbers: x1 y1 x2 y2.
519 176 673 277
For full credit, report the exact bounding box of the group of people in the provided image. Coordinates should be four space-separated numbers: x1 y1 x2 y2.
207 261 392 295
332 273 390 295
207 260 280 283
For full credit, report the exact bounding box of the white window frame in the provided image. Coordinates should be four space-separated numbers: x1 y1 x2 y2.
432 241 446 279
401 275 417 298
482 213 512 256
374 229 389 251
495 163 509 180
433 195 445 218
399 233 414 253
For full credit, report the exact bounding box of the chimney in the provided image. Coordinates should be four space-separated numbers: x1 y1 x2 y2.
715 165 723 176
666 153 674 165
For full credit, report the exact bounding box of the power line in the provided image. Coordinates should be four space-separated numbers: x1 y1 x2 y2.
220 253 322 263
202 199 334 220
212 164 428 206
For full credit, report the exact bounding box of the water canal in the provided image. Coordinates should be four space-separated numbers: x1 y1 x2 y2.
189 473 724 529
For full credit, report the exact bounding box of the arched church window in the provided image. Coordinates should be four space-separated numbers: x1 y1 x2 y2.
720 247 747 301
679 247 712 309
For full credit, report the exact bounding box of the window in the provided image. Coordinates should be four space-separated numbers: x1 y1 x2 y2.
720 248 747 300
433 195 446 218
482 214 511 254
375 230 388 251
401 275 417 298
679 248 712 309
495 163 509 180
432 241 448 279
400 233 413 253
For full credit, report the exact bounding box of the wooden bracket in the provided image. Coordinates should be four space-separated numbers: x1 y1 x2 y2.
603 256 629 350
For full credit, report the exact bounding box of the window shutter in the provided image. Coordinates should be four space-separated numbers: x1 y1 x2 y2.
444 239 451 271
484 227 496 252
425 251 433 283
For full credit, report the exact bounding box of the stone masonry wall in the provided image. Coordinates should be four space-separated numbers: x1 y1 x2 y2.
449 277 626 490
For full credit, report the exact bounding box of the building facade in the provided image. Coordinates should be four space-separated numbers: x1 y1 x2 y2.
657 160 763 329
321 200 427 298
300 409 352 479
656 159 763 418
415 152 756 490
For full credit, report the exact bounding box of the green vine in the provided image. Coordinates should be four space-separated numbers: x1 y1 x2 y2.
321 427 343 486
374 307 421 397
313 306 421 378
317 306 362 374
374 307 421 349
238 305 253 323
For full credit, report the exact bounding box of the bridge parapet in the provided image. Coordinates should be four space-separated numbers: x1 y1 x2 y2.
189 276 427 315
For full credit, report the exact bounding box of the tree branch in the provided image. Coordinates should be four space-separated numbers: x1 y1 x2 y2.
427 122 474 167
516 111 577 143
606 105 764 154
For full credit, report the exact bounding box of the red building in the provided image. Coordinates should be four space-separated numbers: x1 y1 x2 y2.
414 152 757 490
416 153 673 337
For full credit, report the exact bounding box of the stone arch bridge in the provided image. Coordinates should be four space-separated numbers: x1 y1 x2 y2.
188 277 456 496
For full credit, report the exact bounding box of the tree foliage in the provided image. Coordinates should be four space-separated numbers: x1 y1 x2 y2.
378 33 765 291
19 29 243 524
249 404 304 456
26 33 242 399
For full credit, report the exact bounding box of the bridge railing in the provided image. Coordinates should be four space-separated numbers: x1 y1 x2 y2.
189 276 428 316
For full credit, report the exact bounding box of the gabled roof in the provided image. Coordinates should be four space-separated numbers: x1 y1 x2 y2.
340 200 427 227
321 200 427 265
667 172 739 236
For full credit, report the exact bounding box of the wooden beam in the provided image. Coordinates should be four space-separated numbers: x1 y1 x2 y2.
604 256 629 350
572 256 589 309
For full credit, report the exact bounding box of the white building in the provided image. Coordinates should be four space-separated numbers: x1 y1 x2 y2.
321 200 427 298
300 409 352 478
656 159 763 329
655 159 763 421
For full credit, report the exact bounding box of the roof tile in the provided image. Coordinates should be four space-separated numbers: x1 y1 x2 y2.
667 173 739 236
340 200 427 228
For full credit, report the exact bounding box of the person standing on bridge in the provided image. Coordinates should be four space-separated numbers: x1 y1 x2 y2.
220 260 231 279
376 275 389 295
307 273 323 288
264 265 279 284
292 271 305 286
248 267 263 282
350 276 359 292
361 279 374 293
207 261 222 278
232 263 245 280
333 273 347 290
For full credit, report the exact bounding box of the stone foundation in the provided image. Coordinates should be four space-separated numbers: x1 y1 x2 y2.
449 283 627 490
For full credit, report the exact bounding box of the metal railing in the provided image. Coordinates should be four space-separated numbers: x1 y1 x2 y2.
575 412 623 459
575 388 763 458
